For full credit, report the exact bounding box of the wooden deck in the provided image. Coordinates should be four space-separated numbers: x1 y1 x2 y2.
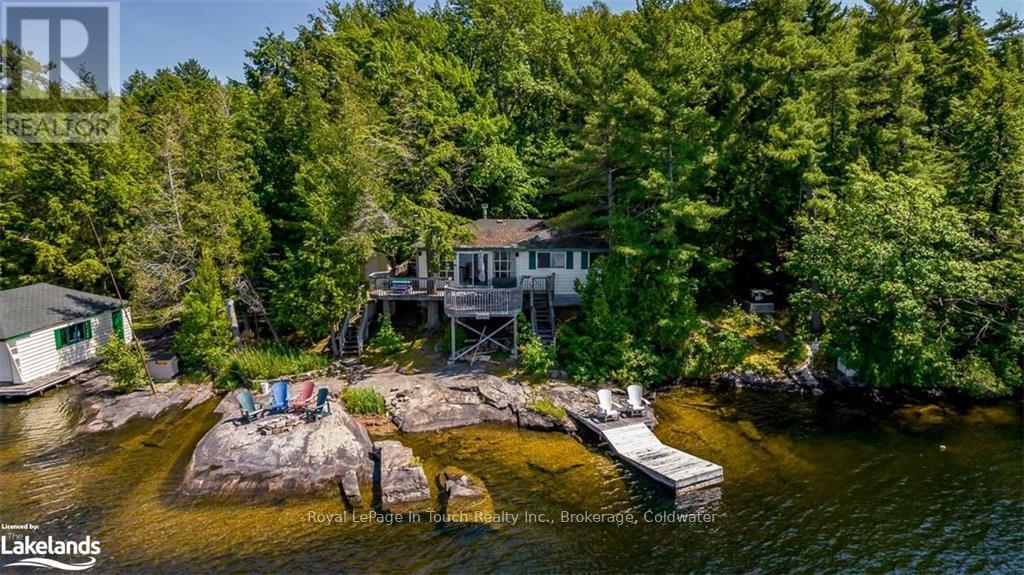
0 360 100 399
444 287 522 318
569 408 724 494
367 276 450 300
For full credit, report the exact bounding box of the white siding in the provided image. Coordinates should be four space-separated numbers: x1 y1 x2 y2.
416 250 429 278
7 307 133 384
0 343 13 383
515 251 592 296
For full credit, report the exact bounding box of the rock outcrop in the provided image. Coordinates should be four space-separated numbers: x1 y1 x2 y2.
181 391 373 495
352 366 588 433
437 467 494 522
78 375 215 433
374 440 431 513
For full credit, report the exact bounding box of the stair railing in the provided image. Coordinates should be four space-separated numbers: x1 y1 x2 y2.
337 309 352 357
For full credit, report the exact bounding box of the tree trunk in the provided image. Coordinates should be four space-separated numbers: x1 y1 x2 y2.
225 298 243 351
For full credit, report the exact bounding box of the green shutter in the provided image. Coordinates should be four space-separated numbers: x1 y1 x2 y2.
529 251 536 270
112 310 124 340
54 328 64 350
581 251 589 270
566 251 574 269
83 321 92 340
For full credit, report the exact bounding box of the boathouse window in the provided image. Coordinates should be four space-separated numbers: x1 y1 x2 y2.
55 320 92 349
537 252 566 269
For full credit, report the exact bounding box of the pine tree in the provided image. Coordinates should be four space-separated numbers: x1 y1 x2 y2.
173 252 235 372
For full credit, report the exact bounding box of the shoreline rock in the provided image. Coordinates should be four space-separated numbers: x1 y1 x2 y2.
352 366 589 434
374 439 431 513
77 373 215 433
181 388 374 495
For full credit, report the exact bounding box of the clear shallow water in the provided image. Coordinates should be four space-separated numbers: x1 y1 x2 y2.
0 386 1021 573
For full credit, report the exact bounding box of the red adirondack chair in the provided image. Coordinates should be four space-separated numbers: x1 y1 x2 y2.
289 380 315 413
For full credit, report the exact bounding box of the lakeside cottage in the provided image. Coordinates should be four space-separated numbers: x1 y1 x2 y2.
345 219 607 360
0 283 133 396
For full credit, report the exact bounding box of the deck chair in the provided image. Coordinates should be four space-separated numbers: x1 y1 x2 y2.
303 388 332 422
622 385 650 417
289 380 315 413
234 389 265 424
268 380 289 414
595 389 619 422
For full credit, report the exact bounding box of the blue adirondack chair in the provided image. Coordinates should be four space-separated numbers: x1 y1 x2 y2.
234 389 265 424
304 388 332 421
268 380 289 414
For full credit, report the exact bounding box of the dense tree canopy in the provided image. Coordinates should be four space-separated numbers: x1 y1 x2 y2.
1 0 1020 393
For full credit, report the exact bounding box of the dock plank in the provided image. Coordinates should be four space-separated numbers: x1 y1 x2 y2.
568 409 723 494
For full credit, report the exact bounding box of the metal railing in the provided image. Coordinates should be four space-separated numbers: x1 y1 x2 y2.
444 287 523 317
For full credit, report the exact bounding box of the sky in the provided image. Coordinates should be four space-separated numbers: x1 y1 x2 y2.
26 0 1024 84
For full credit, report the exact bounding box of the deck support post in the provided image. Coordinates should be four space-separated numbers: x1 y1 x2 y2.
512 315 518 359
450 316 456 361
425 300 440 331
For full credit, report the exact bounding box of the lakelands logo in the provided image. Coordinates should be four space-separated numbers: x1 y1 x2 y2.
1 535 100 571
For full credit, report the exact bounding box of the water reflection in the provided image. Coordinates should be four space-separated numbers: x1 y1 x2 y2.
0 385 1020 573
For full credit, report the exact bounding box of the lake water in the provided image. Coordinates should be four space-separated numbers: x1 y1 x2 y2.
1 386 1021 573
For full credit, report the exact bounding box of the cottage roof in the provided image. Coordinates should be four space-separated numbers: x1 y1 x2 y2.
458 219 607 250
0 283 124 340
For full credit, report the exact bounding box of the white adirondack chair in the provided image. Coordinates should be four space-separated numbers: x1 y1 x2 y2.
623 385 650 417
596 389 619 422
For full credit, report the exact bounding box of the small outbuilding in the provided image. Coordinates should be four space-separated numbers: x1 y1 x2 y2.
0 283 133 389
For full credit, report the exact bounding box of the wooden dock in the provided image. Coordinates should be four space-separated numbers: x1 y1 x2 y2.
569 409 723 494
0 361 99 399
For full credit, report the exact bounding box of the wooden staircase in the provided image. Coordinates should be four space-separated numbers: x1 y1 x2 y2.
336 303 374 358
526 275 556 346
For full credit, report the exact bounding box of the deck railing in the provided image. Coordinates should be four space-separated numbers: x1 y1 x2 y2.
521 274 555 294
444 287 523 317
368 275 451 298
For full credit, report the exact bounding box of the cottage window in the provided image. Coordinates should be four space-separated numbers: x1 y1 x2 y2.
537 252 566 269
493 251 512 278
55 320 92 349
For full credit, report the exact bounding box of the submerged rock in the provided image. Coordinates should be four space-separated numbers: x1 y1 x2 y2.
78 375 215 433
437 466 494 522
375 440 432 513
737 420 763 442
893 404 954 432
181 392 373 495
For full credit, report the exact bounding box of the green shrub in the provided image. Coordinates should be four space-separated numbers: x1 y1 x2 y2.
519 332 555 378
370 315 405 355
679 326 751 380
528 397 566 420
98 336 148 393
342 387 387 415
439 323 468 356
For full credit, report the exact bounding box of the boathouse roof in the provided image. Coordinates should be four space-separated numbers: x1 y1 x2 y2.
0 283 124 340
